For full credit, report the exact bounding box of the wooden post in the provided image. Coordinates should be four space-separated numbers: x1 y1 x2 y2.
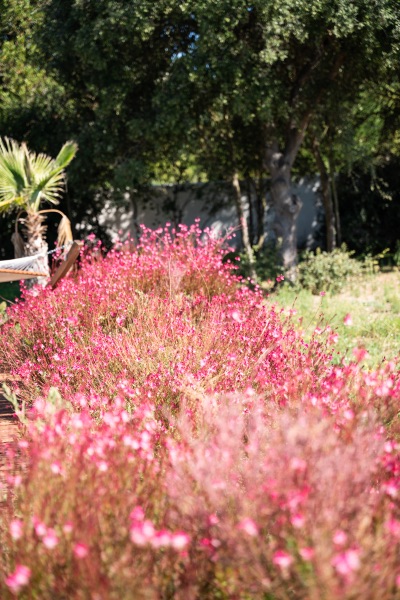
49 241 83 289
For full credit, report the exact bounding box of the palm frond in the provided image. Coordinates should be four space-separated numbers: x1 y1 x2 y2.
0 138 28 203
0 137 77 214
57 215 73 247
0 195 25 214
55 141 78 169
28 168 66 210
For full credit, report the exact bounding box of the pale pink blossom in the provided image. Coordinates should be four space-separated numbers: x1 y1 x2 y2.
290 513 305 528
42 528 59 549
273 550 293 569
5 565 31 594
150 530 172 548
333 530 347 546
332 549 361 576
33 519 47 537
130 520 155 546
238 517 259 536
9 519 23 541
170 532 190 550
343 313 353 326
299 547 315 561
63 521 74 534
73 542 89 558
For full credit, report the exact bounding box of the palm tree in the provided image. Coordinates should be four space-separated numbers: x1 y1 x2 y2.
0 137 78 285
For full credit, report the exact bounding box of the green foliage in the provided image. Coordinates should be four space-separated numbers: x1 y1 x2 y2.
0 138 77 213
238 243 281 283
298 246 363 294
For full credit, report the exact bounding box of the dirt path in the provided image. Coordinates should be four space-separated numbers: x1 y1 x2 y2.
0 392 19 442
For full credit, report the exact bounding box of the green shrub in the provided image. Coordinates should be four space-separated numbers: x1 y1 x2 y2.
298 245 363 294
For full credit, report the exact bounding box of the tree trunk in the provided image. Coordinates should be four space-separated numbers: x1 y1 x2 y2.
16 211 50 288
265 142 302 282
312 138 336 251
232 172 257 282
329 151 341 246
253 176 267 251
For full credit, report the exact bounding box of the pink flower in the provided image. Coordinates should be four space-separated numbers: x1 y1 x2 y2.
332 549 360 576
42 528 59 549
273 550 293 569
73 542 89 558
238 518 259 536
353 347 368 362
33 518 47 537
130 520 155 546
10 519 23 541
150 530 172 548
290 513 305 528
170 532 190 550
5 565 31 594
320 291 326 296
343 313 352 326
231 310 244 323
299 547 315 561
63 521 74 534
208 514 219 525
333 530 348 546
129 506 145 522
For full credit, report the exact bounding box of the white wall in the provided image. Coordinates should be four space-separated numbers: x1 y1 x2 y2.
97 178 324 249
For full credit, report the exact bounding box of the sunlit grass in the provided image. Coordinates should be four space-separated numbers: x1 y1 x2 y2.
268 271 400 366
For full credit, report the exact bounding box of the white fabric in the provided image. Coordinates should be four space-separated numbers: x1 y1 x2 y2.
0 252 46 271
0 252 48 283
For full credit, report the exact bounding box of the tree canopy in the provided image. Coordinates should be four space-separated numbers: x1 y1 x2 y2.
1 0 399 268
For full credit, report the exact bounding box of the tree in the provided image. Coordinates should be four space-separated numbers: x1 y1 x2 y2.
155 0 400 279
0 138 77 284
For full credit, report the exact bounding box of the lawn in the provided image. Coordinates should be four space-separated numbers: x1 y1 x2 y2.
0 229 399 599
269 270 400 367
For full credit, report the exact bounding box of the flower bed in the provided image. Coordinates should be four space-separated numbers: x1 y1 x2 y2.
0 224 399 598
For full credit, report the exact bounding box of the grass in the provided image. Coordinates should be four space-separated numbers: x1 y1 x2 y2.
268 270 400 366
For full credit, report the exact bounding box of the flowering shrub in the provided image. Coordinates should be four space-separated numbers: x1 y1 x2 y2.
0 224 399 598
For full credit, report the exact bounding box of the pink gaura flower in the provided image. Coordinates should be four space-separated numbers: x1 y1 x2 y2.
333 530 348 546
332 549 361 576
238 518 259 536
130 520 155 546
42 528 59 549
170 532 190 550
299 547 315 561
5 565 31 594
150 530 172 548
290 513 305 528
9 519 23 541
273 550 293 569
73 542 89 558
353 347 369 362
231 310 244 323
343 313 353 326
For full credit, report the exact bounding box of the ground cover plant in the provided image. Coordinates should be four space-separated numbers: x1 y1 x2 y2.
0 223 399 599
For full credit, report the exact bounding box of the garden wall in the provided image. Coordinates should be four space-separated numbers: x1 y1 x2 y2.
96 178 324 249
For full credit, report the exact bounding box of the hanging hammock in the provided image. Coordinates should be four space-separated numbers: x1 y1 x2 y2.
0 253 48 283
0 209 76 284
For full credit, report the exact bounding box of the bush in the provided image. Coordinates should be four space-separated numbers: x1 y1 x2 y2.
298 246 363 294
